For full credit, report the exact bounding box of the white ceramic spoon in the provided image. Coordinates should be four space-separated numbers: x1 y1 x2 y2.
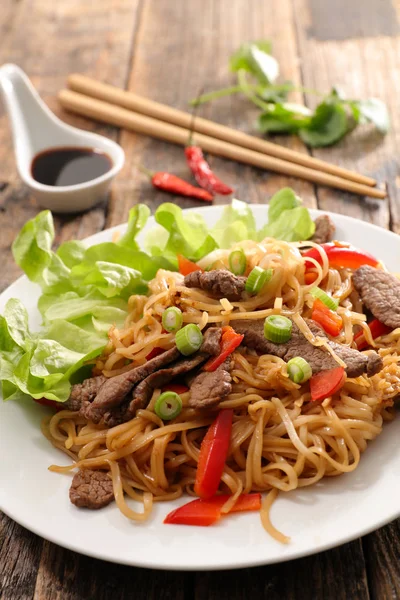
0 64 125 213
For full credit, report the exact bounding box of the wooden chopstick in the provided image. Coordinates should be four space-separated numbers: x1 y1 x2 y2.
67 73 377 188
58 89 386 200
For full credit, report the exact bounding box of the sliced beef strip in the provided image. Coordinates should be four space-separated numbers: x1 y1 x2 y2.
130 354 207 416
103 328 223 426
353 265 400 329
69 469 114 509
65 375 107 412
188 359 233 409
230 318 382 377
184 270 247 301
200 326 222 355
306 320 382 377
84 347 180 423
311 215 336 244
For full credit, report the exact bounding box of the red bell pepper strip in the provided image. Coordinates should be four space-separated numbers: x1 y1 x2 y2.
310 367 346 402
194 409 233 499
303 243 379 271
312 299 343 337
177 254 204 276
145 347 165 361
161 383 190 395
354 319 392 351
203 326 244 372
304 271 319 285
164 493 261 526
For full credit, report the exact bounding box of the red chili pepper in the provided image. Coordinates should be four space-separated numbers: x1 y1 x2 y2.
140 166 214 202
303 243 379 271
312 299 343 337
185 146 233 195
145 347 165 361
161 383 190 395
164 493 261 526
310 367 346 402
194 409 233 499
354 319 392 351
177 254 204 276
34 398 63 411
203 326 244 372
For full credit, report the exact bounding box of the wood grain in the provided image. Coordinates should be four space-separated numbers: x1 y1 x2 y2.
33 541 192 600
364 521 400 600
308 0 399 41
195 540 369 600
0 515 43 600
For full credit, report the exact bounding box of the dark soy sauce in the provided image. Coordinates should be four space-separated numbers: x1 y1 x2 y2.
31 147 112 187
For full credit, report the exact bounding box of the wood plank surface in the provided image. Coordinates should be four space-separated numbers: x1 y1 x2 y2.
110 0 317 233
0 0 400 598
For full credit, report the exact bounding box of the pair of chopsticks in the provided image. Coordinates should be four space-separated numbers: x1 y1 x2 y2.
58 75 386 199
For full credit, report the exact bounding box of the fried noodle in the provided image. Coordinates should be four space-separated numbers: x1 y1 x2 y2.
42 238 399 542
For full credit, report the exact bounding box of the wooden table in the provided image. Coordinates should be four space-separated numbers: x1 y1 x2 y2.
1 0 400 598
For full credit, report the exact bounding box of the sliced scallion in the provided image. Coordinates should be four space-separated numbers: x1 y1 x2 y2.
245 266 273 295
229 248 246 275
310 286 339 311
155 391 182 420
287 357 312 384
175 324 203 355
162 306 183 332
264 315 292 343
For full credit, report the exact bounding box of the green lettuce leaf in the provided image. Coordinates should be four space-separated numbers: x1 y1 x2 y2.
56 240 86 268
154 203 218 264
211 199 257 247
118 204 150 249
268 188 302 223
259 206 315 241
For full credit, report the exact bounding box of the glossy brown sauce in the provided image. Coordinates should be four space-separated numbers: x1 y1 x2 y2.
31 147 112 187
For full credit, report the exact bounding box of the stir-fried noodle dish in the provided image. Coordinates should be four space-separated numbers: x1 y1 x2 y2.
37 211 400 542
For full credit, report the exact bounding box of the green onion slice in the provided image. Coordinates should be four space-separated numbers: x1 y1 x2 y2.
310 286 339 311
155 391 183 420
162 306 183 332
175 324 203 355
229 249 246 275
287 357 312 384
264 315 292 343
245 266 273 295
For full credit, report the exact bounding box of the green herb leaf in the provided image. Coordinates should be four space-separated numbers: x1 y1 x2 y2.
353 98 390 134
230 40 278 84
258 103 311 133
299 102 349 147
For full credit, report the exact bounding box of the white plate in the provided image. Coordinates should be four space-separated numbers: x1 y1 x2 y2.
1 205 400 571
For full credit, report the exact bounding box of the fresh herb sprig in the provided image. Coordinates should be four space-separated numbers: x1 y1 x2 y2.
192 40 389 147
